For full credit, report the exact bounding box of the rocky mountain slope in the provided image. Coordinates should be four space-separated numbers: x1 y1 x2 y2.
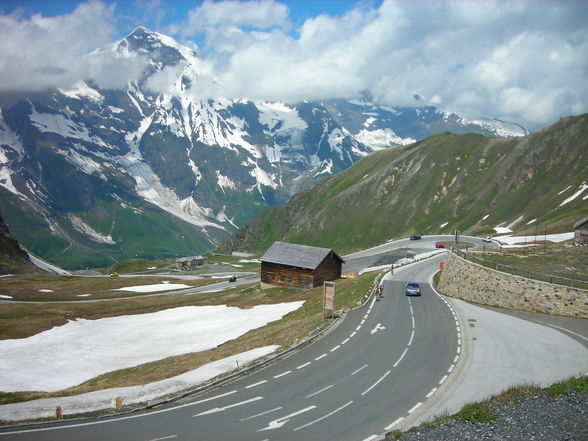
219 114 588 255
0 27 526 269
0 213 38 274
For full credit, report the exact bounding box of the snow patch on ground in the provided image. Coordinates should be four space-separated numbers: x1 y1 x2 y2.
58 81 103 103
112 283 190 293
0 301 304 392
0 346 279 422
558 182 588 207
494 232 574 245
69 215 115 245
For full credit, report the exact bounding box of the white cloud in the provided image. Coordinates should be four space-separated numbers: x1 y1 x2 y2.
0 0 117 91
0 0 586 129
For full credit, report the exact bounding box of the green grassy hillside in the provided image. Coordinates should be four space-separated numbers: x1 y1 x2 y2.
219 114 588 255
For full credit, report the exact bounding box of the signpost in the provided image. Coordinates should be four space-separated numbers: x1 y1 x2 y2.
323 281 336 319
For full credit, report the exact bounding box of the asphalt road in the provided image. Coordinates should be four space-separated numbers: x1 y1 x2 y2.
0 253 459 441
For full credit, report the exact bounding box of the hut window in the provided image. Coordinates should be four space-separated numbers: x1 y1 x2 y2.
280 275 292 282
264 272 275 280
299 278 310 285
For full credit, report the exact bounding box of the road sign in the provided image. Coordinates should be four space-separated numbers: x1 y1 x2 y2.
323 281 336 319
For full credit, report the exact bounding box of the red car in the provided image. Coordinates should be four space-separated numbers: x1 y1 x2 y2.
435 242 445 248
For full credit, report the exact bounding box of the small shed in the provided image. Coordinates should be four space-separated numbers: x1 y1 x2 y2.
260 241 344 288
573 216 588 245
176 255 204 270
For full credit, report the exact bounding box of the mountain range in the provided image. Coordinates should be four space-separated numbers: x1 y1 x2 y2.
219 114 588 255
0 27 527 269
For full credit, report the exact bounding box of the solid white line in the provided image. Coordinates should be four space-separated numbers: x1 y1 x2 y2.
439 375 448 384
315 353 328 361
274 370 292 378
408 402 423 414
361 370 391 396
0 390 240 435
351 363 368 376
341 338 350 345
426 387 438 398
306 384 334 398
297 362 312 370
240 406 282 421
362 435 379 441
331 345 341 352
293 400 354 431
385 417 405 430
393 348 409 367
149 436 177 441
246 380 268 389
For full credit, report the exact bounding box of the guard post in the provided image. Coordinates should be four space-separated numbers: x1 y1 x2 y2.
323 281 336 319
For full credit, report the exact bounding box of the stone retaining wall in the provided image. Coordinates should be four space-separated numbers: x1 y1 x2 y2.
438 251 587 318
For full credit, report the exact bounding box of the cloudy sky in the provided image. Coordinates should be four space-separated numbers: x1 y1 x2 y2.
0 0 587 130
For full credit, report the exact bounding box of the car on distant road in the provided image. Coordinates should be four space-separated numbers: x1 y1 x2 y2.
410 235 422 240
229 275 237 282
405 282 421 296
482 236 492 243
435 242 445 248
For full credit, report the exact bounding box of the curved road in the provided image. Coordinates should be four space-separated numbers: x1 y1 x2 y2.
0 240 459 441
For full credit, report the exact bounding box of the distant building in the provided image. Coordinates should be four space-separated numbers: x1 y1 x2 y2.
260 241 344 288
176 255 204 270
573 216 588 245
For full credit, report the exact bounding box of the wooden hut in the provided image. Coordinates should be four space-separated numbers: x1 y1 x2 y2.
260 241 344 288
573 216 588 245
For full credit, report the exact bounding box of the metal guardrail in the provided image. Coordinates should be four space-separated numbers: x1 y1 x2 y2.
451 248 588 289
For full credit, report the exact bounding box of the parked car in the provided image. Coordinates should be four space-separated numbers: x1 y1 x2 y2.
229 275 237 282
405 282 421 296
482 236 492 243
410 235 422 240
435 242 445 248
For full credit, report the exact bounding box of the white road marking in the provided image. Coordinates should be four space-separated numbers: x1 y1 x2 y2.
331 345 341 352
362 435 379 441
439 374 448 384
454 354 459 363
385 417 405 430
411 315 415 329
274 370 292 378
361 370 391 396
240 406 282 422
341 338 350 345
350 331 357 338
408 329 415 346
361 319 366 325
448 364 455 373
315 353 328 361
393 348 408 367
149 436 177 441
426 387 438 398
457 345 461 354
0 390 240 435
194 396 263 416
356 325 362 331
257 405 316 431
370 323 386 334
293 400 354 431
306 384 334 398
408 402 423 414
297 362 312 370
351 363 368 376
246 380 268 389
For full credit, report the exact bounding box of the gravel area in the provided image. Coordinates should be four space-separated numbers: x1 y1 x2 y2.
387 390 588 441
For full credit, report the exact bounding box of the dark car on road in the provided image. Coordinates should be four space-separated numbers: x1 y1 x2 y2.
410 235 422 240
229 275 237 282
405 282 421 296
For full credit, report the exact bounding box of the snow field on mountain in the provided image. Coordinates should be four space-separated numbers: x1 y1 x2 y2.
0 301 304 392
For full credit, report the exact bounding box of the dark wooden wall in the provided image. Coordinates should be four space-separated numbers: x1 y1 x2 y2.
261 253 342 288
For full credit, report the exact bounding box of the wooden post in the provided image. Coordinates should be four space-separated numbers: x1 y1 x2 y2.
55 406 63 418
112 396 123 410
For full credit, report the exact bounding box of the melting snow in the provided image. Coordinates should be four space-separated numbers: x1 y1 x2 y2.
58 81 103 103
558 182 588 207
494 226 513 234
0 301 304 392
0 295 13 299
113 283 189 293
494 232 574 245
69 215 115 245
